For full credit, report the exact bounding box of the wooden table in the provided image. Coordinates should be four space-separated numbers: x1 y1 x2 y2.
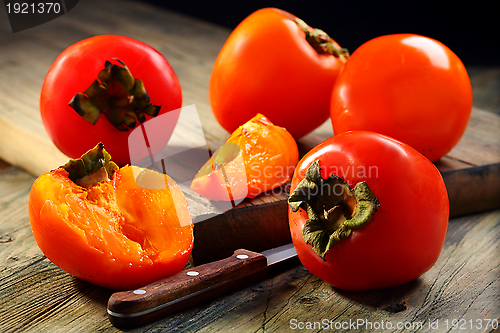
0 0 499 332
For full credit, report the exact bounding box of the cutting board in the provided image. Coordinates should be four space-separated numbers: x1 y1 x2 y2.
0 0 499 266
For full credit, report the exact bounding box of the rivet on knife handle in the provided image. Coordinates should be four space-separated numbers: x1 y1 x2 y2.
107 249 268 328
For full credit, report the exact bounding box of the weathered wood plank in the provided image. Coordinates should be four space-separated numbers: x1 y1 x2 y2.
442 163 500 217
144 211 500 333
468 67 500 115
0 167 115 333
2 165 498 332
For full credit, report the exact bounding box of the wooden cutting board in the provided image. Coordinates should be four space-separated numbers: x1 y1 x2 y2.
0 0 498 265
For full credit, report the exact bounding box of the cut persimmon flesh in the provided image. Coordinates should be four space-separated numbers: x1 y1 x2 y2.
28 144 193 291
190 113 299 201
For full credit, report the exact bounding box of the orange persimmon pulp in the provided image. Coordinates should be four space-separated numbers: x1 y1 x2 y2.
28 149 193 291
190 113 299 201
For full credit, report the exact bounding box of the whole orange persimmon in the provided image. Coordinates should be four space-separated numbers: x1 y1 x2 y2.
191 113 298 201
210 8 348 139
28 144 193 291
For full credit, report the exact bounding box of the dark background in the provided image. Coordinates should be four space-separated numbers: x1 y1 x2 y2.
137 0 498 67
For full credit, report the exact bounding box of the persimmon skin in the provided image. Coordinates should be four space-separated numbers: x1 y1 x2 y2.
210 8 347 139
288 131 449 290
40 35 182 166
191 113 298 201
28 165 193 291
330 34 472 162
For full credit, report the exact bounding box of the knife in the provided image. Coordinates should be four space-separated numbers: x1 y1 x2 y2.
107 243 297 328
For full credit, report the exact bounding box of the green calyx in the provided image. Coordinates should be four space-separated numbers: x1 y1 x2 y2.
288 160 380 260
63 143 119 188
294 18 349 59
69 59 161 131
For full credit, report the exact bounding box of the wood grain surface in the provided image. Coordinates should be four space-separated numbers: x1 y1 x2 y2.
0 166 499 332
0 0 499 332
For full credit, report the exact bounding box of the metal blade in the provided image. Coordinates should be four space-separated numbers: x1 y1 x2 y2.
261 243 297 267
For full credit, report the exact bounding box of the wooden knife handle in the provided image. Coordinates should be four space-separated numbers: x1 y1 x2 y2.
107 249 268 328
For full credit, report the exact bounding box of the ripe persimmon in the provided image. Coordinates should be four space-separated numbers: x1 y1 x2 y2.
191 113 298 201
28 144 193 291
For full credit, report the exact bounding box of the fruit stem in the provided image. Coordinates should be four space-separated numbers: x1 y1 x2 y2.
69 59 161 131
294 18 349 59
63 143 119 188
288 160 379 259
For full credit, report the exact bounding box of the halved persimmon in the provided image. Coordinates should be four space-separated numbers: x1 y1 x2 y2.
190 113 298 201
28 144 193 291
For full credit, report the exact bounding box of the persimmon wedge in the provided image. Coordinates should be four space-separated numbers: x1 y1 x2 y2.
28 144 193 291
190 113 298 201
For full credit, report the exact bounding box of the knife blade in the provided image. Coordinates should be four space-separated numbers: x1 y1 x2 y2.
107 243 297 328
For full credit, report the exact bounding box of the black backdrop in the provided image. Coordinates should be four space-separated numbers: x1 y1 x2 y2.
136 0 498 67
